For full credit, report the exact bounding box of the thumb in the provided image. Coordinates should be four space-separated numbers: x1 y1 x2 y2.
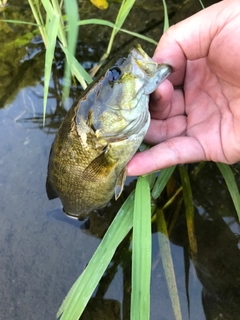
153 0 234 85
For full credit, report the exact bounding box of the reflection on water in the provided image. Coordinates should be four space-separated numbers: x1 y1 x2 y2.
1 0 240 319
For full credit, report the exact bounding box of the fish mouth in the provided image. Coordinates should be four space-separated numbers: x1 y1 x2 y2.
131 44 158 76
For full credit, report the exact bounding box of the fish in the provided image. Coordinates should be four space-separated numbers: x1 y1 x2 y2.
46 44 172 220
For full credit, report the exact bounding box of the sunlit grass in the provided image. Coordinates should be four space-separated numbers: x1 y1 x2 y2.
26 0 157 123
1 1 157 121
27 0 86 124
43 13 60 124
106 0 136 55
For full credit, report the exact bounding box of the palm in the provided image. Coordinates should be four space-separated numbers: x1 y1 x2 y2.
178 56 240 164
145 57 240 168
127 0 240 176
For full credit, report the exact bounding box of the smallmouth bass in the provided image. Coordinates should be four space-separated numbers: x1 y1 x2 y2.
46 45 172 220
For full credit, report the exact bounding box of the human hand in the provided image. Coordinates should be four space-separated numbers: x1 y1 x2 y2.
127 0 240 176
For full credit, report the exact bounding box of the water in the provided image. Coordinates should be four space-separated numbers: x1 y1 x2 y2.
1 1 240 319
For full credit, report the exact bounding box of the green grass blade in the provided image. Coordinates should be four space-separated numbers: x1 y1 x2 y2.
62 0 79 99
131 176 151 320
40 0 54 17
77 18 157 44
178 165 197 256
57 191 135 320
162 0 169 32
28 0 47 46
156 208 182 320
198 0 205 9
43 13 60 125
0 19 38 25
152 166 176 200
119 0 135 24
144 172 157 189
51 0 67 47
107 0 136 54
216 162 240 221
41 0 67 48
60 44 92 88
64 0 79 58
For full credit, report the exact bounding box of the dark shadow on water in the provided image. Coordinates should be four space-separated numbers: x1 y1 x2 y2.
169 205 240 320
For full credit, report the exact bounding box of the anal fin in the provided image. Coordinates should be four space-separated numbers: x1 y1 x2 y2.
46 177 58 200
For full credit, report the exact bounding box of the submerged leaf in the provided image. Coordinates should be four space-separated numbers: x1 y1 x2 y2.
156 208 182 320
178 165 197 257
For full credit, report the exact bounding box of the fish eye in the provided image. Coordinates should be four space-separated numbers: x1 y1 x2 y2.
108 67 122 82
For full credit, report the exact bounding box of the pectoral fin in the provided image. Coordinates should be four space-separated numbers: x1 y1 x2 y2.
46 144 59 200
46 176 58 200
114 168 126 200
82 146 116 181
